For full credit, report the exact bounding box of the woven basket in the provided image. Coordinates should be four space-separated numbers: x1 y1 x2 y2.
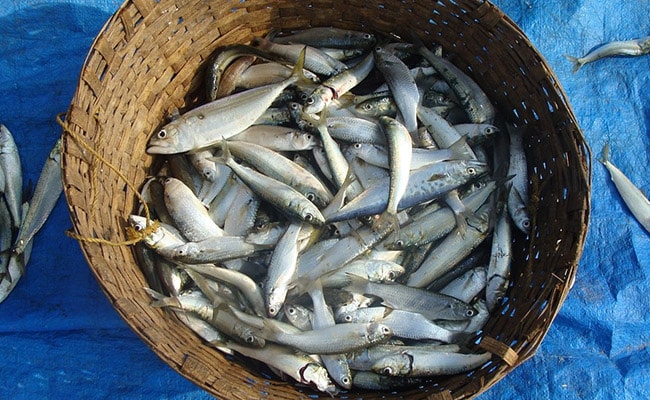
61 0 591 398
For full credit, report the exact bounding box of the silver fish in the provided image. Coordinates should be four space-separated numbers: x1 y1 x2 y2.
372 349 492 377
161 177 224 241
373 45 420 135
148 49 309 154
257 320 392 354
0 124 22 230
265 222 303 317
599 143 650 233
224 140 333 208
417 44 495 124
406 203 492 288
303 52 375 114
219 142 325 225
225 341 337 394
271 27 375 49
564 35 650 72
379 116 412 219
13 139 63 255
506 123 531 234
343 273 477 321
326 159 488 223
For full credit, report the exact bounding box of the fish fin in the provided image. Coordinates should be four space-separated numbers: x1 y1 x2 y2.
447 135 474 160
342 272 368 294
562 54 583 73
322 166 358 219
374 210 402 240
143 287 181 308
453 209 471 238
598 142 611 165
382 307 394 319
290 46 311 87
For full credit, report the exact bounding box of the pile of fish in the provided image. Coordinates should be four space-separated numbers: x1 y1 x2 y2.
131 27 531 393
0 124 63 303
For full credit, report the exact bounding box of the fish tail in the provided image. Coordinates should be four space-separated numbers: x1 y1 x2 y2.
562 54 583 73
599 142 611 165
448 135 474 160
342 272 368 293
290 46 311 86
144 287 180 308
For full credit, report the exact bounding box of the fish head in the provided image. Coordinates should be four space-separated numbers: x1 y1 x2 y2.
462 159 491 180
303 88 332 115
300 363 337 395
147 122 186 154
297 202 325 226
292 131 318 150
367 322 392 344
511 205 531 234
377 262 406 282
266 289 284 318
372 352 413 377
454 302 479 320
127 215 164 246
283 303 311 326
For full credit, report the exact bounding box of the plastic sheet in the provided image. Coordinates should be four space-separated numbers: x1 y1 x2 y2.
0 0 648 398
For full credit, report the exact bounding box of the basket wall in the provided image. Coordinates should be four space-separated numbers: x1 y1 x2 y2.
61 0 591 398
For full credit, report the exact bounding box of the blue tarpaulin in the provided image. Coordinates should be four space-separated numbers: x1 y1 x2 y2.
0 0 648 398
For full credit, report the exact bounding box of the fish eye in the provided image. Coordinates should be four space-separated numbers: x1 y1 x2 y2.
375 46 382 52
344 315 353 322
485 127 495 135
157 129 167 139
381 326 391 334
134 224 144 232
522 219 531 228
381 366 393 375
304 213 313 222
245 335 255 344
306 192 316 201
395 239 404 248
387 271 396 280
197 113 205 120
353 143 362 149
176 249 185 256
364 33 373 39
305 134 312 140
342 377 351 385
466 309 477 317
287 306 296 315
268 306 277 316
305 96 315 105
362 103 373 111
467 167 477 175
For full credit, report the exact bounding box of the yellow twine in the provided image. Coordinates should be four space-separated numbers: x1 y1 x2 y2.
56 112 157 246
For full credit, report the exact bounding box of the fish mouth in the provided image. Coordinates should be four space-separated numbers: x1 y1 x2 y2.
146 144 176 154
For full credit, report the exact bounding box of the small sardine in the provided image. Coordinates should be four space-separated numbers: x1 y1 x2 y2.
343 273 477 321
148 49 310 154
258 320 392 354
599 143 650 233
219 142 325 225
161 177 224 241
564 35 650 72
0 124 22 230
12 138 62 255
271 27 375 50
373 46 420 135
